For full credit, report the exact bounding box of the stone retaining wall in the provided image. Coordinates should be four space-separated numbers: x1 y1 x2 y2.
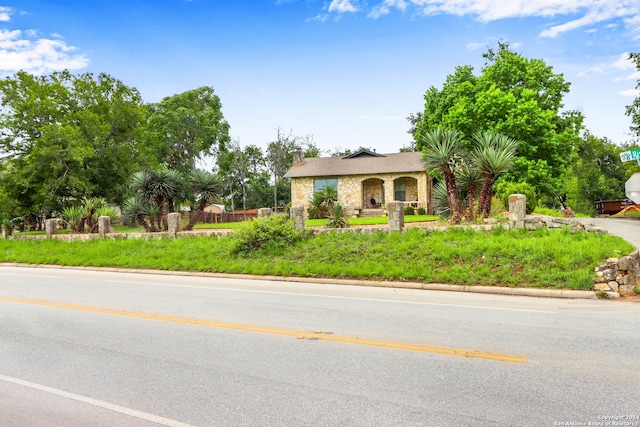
593 251 640 298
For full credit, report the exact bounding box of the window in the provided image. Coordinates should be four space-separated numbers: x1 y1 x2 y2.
394 178 406 201
314 178 338 194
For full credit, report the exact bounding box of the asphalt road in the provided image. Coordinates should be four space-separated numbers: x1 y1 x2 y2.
1 266 639 426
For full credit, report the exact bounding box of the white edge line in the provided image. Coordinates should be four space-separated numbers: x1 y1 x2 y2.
0 374 196 427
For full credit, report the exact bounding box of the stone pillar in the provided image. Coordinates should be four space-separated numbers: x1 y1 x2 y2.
1 224 11 240
257 208 272 218
45 219 57 238
98 216 111 238
387 201 404 232
290 206 306 231
509 194 526 229
167 212 181 239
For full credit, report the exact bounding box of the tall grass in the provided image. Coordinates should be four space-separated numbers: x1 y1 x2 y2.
0 226 632 290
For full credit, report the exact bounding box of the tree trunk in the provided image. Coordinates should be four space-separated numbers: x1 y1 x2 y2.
444 170 460 224
184 199 207 230
138 217 154 232
477 175 495 218
273 174 278 213
155 196 167 231
467 183 476 222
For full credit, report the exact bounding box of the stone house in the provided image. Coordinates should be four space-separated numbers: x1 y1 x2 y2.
284 149 434 217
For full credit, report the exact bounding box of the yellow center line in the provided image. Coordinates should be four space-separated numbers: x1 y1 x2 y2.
0 296 528 364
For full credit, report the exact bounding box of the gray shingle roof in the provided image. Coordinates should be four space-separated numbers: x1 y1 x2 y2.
284 151 425 178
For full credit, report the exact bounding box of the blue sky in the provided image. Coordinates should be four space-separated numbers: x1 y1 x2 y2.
1 0 639 156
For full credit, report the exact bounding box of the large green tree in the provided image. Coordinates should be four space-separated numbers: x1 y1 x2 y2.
416 43 581 201
563 134 635 214
0 71 148 221
146 86 230 173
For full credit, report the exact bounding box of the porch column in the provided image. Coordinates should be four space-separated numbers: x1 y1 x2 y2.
384 180 395 207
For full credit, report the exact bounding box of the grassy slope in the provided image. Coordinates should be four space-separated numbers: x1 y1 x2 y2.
0 226 633 290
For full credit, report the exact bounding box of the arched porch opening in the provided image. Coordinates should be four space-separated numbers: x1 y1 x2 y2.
362 178 385 208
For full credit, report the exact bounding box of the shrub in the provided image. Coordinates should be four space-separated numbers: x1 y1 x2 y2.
326 203 349 228
94 206 121 225
61 206 85 233
417 207 426 215
404 205 415 216
494 181 538 214
230 215 306 254
307 185 337 219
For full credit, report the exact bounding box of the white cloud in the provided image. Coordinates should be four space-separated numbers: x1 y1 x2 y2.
0 6 11 22
306 14 329 23
368 0 408 19
328 0 359 14
614 53 635 71
0 18 89 75
324 0 640 39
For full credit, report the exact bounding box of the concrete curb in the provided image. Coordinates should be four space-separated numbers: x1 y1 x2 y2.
0 262 598 300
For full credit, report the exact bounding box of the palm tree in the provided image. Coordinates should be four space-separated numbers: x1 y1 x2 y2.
184 169 223 230
420 128 466 224
131 169 183 230
122 195 158 232
457 166 483 221
471 132 519 218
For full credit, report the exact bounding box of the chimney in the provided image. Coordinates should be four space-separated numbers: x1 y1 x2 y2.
293 147 304 165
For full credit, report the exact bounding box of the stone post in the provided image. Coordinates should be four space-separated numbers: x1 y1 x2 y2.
1 224 11 240
45 218 57 238
290 206 306 231
509 194 526 229
167 212 181 239
387 201 404 232
98 216 111 238
257 208 272 218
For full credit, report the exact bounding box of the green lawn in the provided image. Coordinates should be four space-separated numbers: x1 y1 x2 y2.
193 215 439 229
0 226 632 290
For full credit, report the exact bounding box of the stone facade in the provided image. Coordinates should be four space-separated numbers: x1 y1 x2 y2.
290 172 431 217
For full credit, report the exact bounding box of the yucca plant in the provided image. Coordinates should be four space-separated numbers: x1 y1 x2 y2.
421 128 466 224
307 191 327 219
470 131 518 218
122 196 158 232
61 205 85 233
184 169 223 230
130 169 184 230
326 203 349 228
93 205 120 224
